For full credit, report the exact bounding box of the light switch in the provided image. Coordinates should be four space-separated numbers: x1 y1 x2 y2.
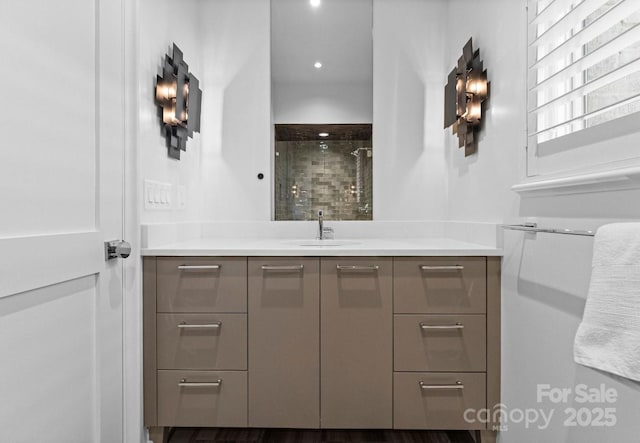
144 179 173 210
145 183 153 203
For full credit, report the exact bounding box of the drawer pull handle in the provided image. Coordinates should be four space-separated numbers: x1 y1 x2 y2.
261 265 304 271
419 381 464 390
178 379 222 387
178 321 222 329
419 322 464 330
336 265 380 271
420 265 464 271
177 265 221 270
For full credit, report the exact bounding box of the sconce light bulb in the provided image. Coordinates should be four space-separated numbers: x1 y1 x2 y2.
466 99 482 123
314 61 322 69
163 104 176 124
467 77 488 98
310 0 321 7
156 80 177 103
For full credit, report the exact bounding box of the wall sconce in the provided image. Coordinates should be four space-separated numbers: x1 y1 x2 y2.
155 44 202 160
444 38 489 156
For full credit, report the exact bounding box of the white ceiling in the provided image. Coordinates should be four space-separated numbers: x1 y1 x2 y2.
271 0 373 85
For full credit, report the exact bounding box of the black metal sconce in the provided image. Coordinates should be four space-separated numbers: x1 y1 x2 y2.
155 44 202 160
444 38 489 156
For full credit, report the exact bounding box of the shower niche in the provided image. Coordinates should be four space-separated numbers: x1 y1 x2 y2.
274 124 372 221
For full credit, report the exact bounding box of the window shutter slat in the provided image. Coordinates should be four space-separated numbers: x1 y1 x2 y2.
530 22 640 92
531 0 608 49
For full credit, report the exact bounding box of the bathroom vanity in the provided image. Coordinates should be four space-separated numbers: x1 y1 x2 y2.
141 238 501 443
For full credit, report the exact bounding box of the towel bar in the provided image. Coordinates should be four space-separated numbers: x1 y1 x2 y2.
502 223 595 237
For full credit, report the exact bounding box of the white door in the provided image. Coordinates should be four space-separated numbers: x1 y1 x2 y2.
0 1 132 442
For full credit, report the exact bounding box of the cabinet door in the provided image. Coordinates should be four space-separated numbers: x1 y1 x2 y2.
320 257 392 429
248 257 320 428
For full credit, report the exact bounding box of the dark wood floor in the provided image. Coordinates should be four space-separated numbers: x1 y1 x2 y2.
167 428 476 443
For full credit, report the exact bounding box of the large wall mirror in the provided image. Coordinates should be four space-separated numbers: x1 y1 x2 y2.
272 0 373 221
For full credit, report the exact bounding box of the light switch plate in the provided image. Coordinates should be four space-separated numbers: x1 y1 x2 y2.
144 179 173 210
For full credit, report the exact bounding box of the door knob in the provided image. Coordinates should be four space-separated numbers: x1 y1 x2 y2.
105 240 132 260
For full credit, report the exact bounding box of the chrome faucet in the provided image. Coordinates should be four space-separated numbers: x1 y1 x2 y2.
317 210 334 240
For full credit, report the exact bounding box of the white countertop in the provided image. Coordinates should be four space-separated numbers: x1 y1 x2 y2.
140 237 503 257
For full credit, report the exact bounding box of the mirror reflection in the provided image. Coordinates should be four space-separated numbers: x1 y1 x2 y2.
275 124 372 220
271 0 373 221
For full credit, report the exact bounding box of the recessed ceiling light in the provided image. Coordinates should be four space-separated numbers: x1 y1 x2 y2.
319 132 329 137
310 0 321 7
314 61 322 69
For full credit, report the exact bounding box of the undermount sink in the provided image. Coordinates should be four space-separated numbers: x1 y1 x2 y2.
283 239 361 247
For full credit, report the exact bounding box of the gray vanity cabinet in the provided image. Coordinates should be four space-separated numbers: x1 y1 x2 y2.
248 257 320 428
320 257 393 429
144 255 500 443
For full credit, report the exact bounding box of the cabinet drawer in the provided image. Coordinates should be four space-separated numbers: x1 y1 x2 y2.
394 314 486 372
157 313 247 370
157 257 247 313
394 257 486 314
157 370 247 427
394 372 486 430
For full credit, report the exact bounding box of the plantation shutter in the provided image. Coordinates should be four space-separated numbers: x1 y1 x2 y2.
528 0 640 152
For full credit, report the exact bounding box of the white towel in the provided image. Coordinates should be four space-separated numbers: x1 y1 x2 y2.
574 222 640 382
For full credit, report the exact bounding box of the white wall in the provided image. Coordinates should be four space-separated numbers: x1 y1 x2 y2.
137 0 272 223
196 0 447 222
501 208 640 443
445 1 640 442
273 80 373 124
136 0 449 223
199 0 272 221
372 0 448 220
444 0 525 222
138 0 204 224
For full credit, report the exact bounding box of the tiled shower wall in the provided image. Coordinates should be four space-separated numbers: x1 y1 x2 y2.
275 140 373 220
